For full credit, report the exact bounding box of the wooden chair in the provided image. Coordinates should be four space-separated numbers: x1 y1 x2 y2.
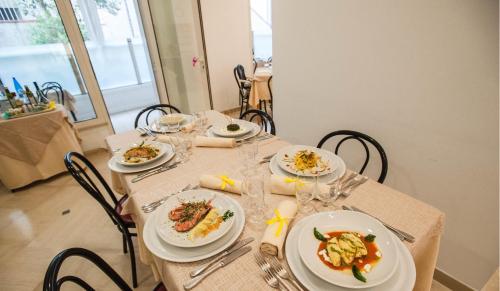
317 130 388 183
64 152 138 287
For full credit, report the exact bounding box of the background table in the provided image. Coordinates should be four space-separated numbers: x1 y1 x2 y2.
0 105 82 190
106 111 444 291
249 67 272 108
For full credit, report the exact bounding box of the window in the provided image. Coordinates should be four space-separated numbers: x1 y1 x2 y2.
0 7 23 22
250 0 272 60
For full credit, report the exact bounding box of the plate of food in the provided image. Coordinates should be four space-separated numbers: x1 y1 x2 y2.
150 114 194 133
211 119 252 137
159 113 186 126
207 119 261 141
269 153 346 184
155 190 237 248
298 210 399 289
108 143 175 174
117 141 166 166
276 145 337 177
285 213 416 291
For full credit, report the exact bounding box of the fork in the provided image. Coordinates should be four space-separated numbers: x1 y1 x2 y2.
263 272 280 289
268 256 305 291
255 253 291 291
141 184 196 212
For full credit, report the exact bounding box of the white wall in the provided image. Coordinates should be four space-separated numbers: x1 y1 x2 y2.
200 0 253 112
273 0 498 289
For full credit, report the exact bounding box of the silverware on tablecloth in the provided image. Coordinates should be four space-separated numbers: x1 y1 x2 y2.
135 160 179 178
255 253 292 291
131 162 179 183
142 184 197 212
135 127 148 136
341 205 408 242
259 152 276 164
183 246 252 290
263 271 280 289
328 171 357 186
268 256 305 291
203 125 213 136
332 175 368 200
190 237 255 278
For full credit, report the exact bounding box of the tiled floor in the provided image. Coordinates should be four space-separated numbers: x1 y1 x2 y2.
0 150 450 290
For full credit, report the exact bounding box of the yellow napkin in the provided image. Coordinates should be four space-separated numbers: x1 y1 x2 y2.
194 136 236 148
199 174 242 194
260 200 298 259
270 174 330 196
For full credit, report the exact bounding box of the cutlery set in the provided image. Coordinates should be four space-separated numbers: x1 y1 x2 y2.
183 237 254 290
141 184 198 213
330 173 369 201
136 127 156 138
131 161 180 183
255 252 304 291
236 132 274 145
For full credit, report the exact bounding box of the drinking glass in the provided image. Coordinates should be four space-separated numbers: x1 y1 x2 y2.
241 169 266 228
239 142 259 170
295 176 315 214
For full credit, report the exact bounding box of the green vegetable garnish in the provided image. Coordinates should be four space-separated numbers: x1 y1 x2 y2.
365 234 376 242
226 123 240 131
313 227 327 242
139 140 145 147
222 210 234 221
352 265 367 282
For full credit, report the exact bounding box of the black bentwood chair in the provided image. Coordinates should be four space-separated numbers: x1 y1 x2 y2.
317 130 388 183
234 64 252 116
134 104 181 129
64 152 138 287
240 109 276 135
267 75 273 111
44 248 166 291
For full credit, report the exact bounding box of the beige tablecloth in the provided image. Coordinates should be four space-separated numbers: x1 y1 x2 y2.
106 110 444 291
0 105 82 190
249 67 272 107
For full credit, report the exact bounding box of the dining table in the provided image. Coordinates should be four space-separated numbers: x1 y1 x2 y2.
0 104 82 190
106 110 444 291
249 66 272 108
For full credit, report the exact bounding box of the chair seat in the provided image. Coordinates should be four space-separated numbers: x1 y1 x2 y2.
115 195 135 228
153 282 167 291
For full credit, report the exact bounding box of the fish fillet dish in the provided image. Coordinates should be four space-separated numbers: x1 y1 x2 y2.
168 200 213 232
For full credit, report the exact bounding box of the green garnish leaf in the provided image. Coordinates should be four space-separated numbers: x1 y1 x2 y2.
365 234 376 242
352 265 367 282
139 140 145 147
313 227 327 242
222 210 234 221
226 123 240 131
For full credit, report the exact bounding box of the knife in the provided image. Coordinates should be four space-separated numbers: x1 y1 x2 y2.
183 246 252 290
190 237 255 278
135 161 179 178
349 205 416 243
131 163 178 183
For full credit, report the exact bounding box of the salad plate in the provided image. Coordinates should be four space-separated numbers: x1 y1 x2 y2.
155 190 236 248
285 214 415 291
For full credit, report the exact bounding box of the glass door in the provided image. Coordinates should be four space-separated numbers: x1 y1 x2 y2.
0 0 98 122
69 0 160 133
146 0 212 113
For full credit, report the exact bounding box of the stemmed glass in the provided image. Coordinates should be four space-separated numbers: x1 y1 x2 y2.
316 171 343 211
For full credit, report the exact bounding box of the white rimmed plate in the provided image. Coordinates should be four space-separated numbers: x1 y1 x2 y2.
150 114 194 133
269 154 346 184
108 144 175 174
285 214 415 291
207 120 261 141
155 190 236 248
143 195 245 262
276 145 337 177
211 120 252 137
297 211 399 289
117 142 167 167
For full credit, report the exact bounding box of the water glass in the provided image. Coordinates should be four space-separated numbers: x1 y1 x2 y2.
241 170 266 227
239 142 259 170
295 178 315 214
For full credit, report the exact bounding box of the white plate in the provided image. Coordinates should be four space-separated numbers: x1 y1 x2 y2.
159 113 186 126
276 145 337 177
211 120 252 137
286 214 415 291
107 144 175 174
117 142 167 167
143 195 245 262
207 120 261 141
155 190 236 248
298 211 399 289
269 154 346 184
150 114 194 133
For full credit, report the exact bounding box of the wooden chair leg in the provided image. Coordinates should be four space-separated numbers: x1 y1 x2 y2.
122 233 128 254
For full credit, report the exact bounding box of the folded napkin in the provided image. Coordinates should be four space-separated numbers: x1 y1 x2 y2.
199 174 242 194
260 200 298 259
156 135 185 145
270 174 330 196
181 122 195 133
194 136 235 148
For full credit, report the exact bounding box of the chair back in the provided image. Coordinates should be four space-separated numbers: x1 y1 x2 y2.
317 130 388 183
240 109 276 135
267 75 273 101
134 104 181 128
43 247 132 291
41 82 64 105
64 152 129 231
